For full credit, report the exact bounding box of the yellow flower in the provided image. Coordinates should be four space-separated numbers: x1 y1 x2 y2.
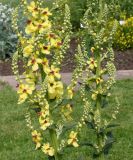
61 104 73 121
40 59 50 78
27 1 39 18
31 130 42 149
25 72 37 84
42 143 54 156
41 58 49 71
68 131 79 147
27 37 35 45
39 117 52 130
54 40 62 49
91 91 99 100
28 56 42 71
46 34 62 48
47 33 56 45
41 8 52 20
34 20 51 33
67 87 74 99
25 22 37 35
65 104 73 112
48 81 63 99
55 81 64 98
27 1 36 12
40 44 50 55
96 78 103 84
38 107 49 119
17 83 35 104
45 65 61 81
23 44 34 57
87 58 97 70
91 47 95 53
19 37 26 45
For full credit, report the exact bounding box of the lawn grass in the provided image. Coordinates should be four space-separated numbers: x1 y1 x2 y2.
0 79 133 160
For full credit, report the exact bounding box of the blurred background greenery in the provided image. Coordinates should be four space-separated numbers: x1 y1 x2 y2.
0 0 132 60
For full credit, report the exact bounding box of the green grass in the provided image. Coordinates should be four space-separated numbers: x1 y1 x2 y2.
0 79 133 160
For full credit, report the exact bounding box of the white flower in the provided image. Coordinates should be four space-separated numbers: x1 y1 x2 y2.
119 20 126 25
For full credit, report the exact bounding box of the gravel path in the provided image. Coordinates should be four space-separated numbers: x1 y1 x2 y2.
0 70 133 90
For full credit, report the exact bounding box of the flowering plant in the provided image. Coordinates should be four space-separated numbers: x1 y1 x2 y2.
0 3 17 60
12 1 82 159
12 0 120 160
75 0 120 159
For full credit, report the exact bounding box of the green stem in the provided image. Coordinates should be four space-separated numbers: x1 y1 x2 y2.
49 129 60 160
40 62 59 160
98 153 105 160
40 65 46 82
96 53 105 160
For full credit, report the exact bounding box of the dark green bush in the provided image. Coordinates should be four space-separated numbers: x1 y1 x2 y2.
67 0 132 30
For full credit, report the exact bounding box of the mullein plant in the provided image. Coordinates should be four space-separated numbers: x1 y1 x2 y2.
12 1 81 160
76 0 120 159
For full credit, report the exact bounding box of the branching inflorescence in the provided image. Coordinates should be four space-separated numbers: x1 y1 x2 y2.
12 0 120 160
12 1 80 160
76 0 120 159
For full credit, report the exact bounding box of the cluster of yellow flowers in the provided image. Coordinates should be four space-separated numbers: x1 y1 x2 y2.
12 1 79 158
16 1 64 104
114 17 133 50
86 51 104 101
31 130 55 156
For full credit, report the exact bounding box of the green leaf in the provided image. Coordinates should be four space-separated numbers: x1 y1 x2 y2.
85 120 95 129
104 131 115 155
107 124 120 129
80 142 94 148
48 156 55 160
60 99 72 106
61 122 77 134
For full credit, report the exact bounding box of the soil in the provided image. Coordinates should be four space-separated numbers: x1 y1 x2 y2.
114 49 133 70
0 39 133 76
0 60 24 76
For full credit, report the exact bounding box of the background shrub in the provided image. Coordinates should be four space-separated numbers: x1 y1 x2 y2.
114 17 133 50
119 0 133 18
0 3 17 60
0 0 19 7
66 0 133 30
0 0 132 55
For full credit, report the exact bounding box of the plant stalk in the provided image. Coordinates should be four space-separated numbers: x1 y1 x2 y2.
40 68 60 160
96 53 104 160
98 153 105 160
49 129 60 160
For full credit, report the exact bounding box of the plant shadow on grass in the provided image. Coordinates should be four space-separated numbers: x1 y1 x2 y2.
0 79 133 160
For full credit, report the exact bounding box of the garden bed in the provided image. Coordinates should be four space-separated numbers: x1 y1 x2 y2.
0 48 133 76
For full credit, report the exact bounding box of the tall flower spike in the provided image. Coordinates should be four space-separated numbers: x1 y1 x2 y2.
12 1 81 160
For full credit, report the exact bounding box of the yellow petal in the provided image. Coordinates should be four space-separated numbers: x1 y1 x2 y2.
55 73 61 79
36 59 42 63
48 148 54 156
73 142 79 148
32 63 39 71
